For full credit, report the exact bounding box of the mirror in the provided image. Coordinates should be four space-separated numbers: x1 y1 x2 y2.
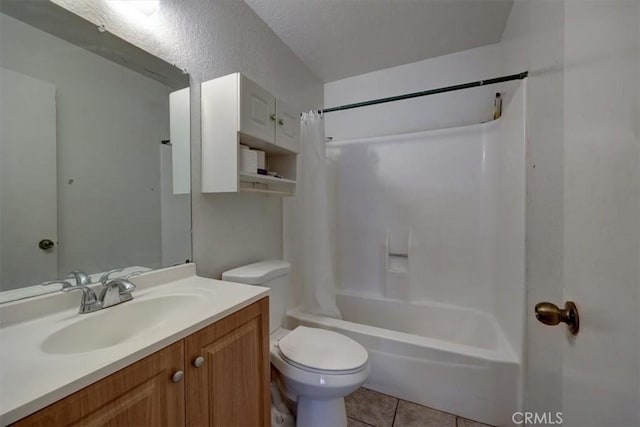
0 1 191 302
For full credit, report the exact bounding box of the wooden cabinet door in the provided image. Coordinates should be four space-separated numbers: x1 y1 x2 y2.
185 298 270 427
15 341 185 427
240 75 276 144
275 99 299 153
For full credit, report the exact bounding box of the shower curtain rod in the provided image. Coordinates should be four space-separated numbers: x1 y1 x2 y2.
310 71 528 115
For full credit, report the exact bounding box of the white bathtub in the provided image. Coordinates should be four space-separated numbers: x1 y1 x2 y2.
287 291 521 427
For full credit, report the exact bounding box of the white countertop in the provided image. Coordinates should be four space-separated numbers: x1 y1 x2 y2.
0 264 269 425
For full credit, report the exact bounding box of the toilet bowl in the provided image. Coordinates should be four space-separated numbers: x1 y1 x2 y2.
271 327 369 427
222 261 370 427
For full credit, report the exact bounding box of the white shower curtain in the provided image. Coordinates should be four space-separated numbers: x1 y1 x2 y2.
297 111 342 319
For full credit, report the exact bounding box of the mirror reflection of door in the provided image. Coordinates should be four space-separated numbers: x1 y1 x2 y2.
0 67 58 290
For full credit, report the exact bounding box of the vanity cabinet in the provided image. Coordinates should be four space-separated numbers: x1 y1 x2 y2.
201 73 298 196
185 297 270 426
14 298 270 427
14 341 185 427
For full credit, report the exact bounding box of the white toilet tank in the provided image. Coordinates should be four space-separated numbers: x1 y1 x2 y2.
221 260 291 334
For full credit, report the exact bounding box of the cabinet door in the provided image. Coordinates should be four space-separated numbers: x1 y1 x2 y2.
15 341 185 427
185 298 270 427
240 75 276 144
275 99 300 153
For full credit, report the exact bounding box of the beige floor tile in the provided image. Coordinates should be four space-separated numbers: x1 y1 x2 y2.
393 400 456 427
456 417 494 427
345 387 398 427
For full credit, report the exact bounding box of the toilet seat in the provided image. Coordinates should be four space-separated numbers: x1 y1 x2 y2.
278 351 367 375
276 326 368 374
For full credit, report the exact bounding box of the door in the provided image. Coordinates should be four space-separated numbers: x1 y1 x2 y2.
0 67 58 291
240 75 276 144
185 298 270 427
275 99 300 153
15 341 185 426
526 2 639 427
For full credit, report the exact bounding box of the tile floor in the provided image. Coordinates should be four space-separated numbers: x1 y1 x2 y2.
345 387 494 427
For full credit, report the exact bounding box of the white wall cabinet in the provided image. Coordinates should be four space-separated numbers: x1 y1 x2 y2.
274 99 299 153
239 75 276 145
201 73 298 196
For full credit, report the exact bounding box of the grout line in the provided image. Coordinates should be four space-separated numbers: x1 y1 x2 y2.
362 386 402 401
391 398 400 427
347 417 375 427
345 389 373 426
349 415 376 427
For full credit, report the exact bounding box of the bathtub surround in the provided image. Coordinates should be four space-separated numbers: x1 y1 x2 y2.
297 112 342 318
319 36 526 425
325 87 525 338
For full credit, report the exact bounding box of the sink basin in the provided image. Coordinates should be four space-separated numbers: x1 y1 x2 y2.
41 294 204 354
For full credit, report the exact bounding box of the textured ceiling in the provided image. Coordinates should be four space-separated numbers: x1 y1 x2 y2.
245 0 514 82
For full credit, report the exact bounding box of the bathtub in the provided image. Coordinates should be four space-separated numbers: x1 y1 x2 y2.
287 291 521 427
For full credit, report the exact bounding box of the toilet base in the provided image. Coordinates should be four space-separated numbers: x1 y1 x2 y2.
296 396 347 427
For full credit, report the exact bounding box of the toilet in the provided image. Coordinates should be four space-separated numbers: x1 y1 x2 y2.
222 260 369 427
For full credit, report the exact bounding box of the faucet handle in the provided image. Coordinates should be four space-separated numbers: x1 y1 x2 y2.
67 270 92 286
109 279 136 293
99 268 124 285
123 271 144 281
62 285 100 314
41 280 75 290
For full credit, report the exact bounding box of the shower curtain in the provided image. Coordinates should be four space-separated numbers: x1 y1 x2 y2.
297 111 342 319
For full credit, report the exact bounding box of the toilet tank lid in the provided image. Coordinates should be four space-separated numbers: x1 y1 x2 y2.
221 260 291 285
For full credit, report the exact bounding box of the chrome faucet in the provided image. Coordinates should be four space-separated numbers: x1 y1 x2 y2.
54 271 142 314
98 272 140 309
42 279 101 313
98 268 124 285
62 285 101 314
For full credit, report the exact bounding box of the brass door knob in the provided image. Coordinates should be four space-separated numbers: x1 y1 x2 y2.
535 301 579 335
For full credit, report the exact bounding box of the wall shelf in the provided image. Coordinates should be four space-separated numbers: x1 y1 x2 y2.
239 172 296 185
239 172 295 196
